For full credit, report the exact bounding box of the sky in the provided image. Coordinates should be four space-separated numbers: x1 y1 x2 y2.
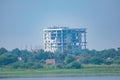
0 0 120 50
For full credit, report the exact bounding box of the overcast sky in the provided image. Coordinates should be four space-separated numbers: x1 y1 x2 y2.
0 0 120 50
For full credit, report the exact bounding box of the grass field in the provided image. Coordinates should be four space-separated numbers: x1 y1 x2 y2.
0 65 120 77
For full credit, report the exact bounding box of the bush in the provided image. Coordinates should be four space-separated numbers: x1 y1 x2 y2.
56 63 65 69
66 61 82 69
0 53 18 66
65 55 76 64
113 57 120 64
90 57 103 65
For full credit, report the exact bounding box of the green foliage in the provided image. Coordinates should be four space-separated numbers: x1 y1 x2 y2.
0 47 8 55
0 53 18 66
113 56 120 64
79 57 91 64
35 51 55 61
104 58 113 65
90 57 103 65
55 52 66 63
65 55 76 64
11 48 21 56
56 63 65 69
0 47 120 69
66 61 82 69
12 61 44 69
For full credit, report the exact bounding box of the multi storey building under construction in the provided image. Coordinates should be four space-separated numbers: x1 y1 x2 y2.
43 27 86 52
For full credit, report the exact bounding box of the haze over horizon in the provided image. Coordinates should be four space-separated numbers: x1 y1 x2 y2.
0 0 120 51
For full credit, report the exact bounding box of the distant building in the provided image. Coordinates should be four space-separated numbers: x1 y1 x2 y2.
43 26 87 52
46 59 56 64
75 56 81 61
18 57 22 61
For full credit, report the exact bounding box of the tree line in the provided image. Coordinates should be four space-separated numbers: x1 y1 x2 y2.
0 47 120 69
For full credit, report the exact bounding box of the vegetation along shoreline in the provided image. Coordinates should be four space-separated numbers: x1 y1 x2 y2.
0 47 120 77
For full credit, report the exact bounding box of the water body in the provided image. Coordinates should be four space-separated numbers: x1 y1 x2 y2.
0 76 120 80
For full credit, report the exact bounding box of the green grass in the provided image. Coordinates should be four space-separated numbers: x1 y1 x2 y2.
0 68 120 75
0 65 120 77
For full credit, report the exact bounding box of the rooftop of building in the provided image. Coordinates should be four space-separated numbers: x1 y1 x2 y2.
48 26 68 29
43 26 86 31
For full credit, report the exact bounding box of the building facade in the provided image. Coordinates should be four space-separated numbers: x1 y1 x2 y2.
43 27 86 52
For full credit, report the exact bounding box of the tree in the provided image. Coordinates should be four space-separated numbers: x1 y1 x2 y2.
90 57 103 65
65 55 76 64
79 57 91 64
66 61 82 69
56 63 65 69
113 56 120 64
55 52 66 63
0 47 8 55
0 53 18 66
11 48 21 57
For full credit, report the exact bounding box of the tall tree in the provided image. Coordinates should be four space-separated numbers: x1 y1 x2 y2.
0 47 8 55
